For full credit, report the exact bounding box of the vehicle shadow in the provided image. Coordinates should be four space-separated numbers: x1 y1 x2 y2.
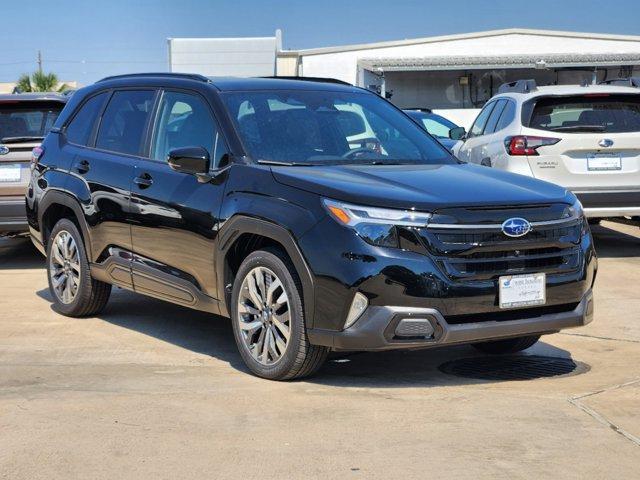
590 221 639 258
36 286 578 387
0 237 44 270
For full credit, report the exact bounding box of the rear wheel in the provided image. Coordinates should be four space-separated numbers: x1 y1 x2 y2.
231 248 329 380
472 335 540 355
46 219 111 317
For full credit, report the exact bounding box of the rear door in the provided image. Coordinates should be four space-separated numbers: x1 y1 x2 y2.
457 101 496 164
69 89 156 270
0 99 63 196
521 93 640 189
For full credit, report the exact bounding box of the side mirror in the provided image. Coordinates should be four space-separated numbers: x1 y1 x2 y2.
167 146 210 175
449 126 467 141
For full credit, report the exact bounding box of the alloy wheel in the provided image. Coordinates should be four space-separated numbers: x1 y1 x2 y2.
49 230 81 304
237 266 291 366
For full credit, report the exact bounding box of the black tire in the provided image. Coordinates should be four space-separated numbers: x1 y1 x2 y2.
587 218 601 226
471 335 540 355
231 248 329 380
46 219 111 317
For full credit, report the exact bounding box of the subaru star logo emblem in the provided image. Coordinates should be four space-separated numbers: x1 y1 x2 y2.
0 145 9 155
501 218 531 238
598 138 614 148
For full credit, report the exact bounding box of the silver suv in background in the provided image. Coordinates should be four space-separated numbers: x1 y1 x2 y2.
457 79 640 221
0 93 67 235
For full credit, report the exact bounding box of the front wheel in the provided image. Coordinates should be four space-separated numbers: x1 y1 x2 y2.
231 248 329 380
472 335 540 355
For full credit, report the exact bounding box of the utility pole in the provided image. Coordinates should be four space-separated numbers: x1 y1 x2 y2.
37 50 42 74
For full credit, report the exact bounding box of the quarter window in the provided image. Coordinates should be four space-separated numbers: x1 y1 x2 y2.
469 102 495 137
483 100 507 134
65 92 108 146
494 100 516 132
151 91 227 167
95 90 155 156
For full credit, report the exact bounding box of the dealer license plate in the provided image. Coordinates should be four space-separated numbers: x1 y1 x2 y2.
499 273 546 309
0 164 22 182
587 154 621 171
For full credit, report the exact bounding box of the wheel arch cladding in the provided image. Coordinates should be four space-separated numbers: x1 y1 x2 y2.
39 191 93 260
217 216 316 327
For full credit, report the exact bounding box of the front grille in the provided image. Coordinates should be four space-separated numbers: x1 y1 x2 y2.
419 218 584 282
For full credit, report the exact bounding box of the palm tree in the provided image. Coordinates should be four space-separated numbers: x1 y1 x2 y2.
15 71 68 93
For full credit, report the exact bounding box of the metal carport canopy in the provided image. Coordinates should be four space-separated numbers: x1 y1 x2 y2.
358 53 640 72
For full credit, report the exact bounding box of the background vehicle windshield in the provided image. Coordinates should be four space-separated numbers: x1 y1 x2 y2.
406 111 458 139
528 94 640 133
0 102 63 142
222 90 454 164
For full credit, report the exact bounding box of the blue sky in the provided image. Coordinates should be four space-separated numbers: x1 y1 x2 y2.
1 0 639 84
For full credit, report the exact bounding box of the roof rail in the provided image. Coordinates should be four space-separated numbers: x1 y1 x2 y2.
97 72 211 83
261 76 352 86
498 79 537 94
599 77 640 88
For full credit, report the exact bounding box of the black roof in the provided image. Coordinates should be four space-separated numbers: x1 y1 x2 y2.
95 72 359 93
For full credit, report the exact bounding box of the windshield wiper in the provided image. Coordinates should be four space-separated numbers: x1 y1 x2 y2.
548 125 606 132
257 159 314 166
1 136 44 144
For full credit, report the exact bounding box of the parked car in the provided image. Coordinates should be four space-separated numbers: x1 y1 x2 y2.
0 93 67 235
403 108 466 152
457 79 640 221
28 74 596 380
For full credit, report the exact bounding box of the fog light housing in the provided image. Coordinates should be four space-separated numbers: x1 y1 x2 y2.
344 292 368 329
395 318 435 338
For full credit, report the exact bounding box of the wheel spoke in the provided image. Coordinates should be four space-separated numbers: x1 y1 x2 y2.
273 291 287 310
246 274 263 308
240 320 262 332
272 313 290 341
238 302 260 316
266 278 282 306
52 245 65 266
261 327 272 362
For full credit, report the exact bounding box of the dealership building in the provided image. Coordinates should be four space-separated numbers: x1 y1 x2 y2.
168 28 640 125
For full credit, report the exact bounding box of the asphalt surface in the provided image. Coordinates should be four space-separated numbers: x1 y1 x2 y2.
1 222 639 479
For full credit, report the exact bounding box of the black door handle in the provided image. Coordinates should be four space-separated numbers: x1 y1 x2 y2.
75 159 90 174
134 173 153 188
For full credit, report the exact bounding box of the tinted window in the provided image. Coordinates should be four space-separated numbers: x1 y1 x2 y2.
151 91 228 166
495 100 516 132
528 94 640 133
222 90 453 165
0 102 63 142
65 92 108 146
483 100 507 134
469 102 495 137
96 90 155 155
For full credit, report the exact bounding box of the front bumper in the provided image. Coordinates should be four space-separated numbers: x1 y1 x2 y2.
309 290 594 351
0 196 28 234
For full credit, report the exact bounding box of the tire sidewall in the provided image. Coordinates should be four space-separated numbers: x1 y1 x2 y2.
46 219 90 316
231 249 306 379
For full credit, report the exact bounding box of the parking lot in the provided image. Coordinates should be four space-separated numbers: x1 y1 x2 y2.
0 221 638 479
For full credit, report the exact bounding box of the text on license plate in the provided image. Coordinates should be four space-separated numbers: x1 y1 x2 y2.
0 164 22 182
587 154 621 171
499 273 546 309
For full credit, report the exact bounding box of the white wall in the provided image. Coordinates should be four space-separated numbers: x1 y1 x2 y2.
169 37 277 77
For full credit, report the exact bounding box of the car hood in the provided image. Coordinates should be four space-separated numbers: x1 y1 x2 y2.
272 163 573 211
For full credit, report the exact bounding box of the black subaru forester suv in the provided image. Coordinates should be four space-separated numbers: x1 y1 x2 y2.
27 73 596 380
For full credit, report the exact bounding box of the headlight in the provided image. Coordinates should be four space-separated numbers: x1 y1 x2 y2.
323 199 431 248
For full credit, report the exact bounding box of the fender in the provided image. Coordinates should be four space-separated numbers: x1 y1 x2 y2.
216 215 316 326
38 189 93 260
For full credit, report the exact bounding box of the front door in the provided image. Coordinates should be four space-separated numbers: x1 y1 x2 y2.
129 90 230 306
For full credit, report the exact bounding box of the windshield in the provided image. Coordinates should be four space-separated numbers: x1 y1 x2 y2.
527 94 640 133
406 111 458 139
0 101 63 142
222 90 454 165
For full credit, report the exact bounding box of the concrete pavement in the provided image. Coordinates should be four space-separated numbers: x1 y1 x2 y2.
1 222 639 479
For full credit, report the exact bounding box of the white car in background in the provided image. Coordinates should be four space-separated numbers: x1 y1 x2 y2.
457 79 640 220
